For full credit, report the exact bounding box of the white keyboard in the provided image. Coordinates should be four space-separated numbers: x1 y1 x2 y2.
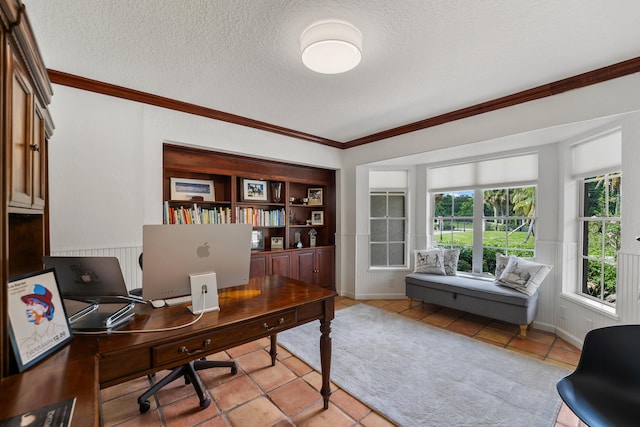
164 295 192 306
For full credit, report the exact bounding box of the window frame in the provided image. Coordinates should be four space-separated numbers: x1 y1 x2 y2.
577 171 621 307
431 184 537 276
369 189 408 269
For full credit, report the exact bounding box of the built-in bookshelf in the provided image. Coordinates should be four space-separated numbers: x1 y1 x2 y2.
162 144 336 289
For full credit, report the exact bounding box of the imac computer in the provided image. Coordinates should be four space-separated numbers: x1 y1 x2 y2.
142 223 253 311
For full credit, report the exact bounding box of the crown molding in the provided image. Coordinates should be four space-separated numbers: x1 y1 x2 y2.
47 69 343 148
49 55 640 150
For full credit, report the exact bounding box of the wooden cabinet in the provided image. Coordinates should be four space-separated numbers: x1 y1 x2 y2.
7 35 50 212
1 0 55 378
293 247 335 289
250 250 292 278
162 144 336 289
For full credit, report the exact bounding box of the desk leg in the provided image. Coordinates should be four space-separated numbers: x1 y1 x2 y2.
320 319 332 409
269 334 277 366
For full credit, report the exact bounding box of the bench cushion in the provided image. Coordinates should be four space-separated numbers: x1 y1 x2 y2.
405 273 535 307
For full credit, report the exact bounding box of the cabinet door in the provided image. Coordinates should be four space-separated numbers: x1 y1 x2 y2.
269 251 291 277
8 48 34 209
31 100 47 209
314 247 335 289
250 253 269 278
296 249 316 285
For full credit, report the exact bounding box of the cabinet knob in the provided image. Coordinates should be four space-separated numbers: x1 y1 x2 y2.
30 144 40 152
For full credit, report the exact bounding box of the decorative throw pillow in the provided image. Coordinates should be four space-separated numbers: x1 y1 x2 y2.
443 248 460 276
496 257 552 296
494 253 511 280
413 249 446 275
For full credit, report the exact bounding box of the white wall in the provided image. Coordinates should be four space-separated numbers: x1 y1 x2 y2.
48 72 640 346
47 85 342 284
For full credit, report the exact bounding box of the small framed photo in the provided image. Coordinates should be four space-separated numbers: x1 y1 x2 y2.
307 188 323 205
7 269 73 372
170 177 215 201
251 230 265 250
311 211 324 225
242 179 268 201
270 236 284 250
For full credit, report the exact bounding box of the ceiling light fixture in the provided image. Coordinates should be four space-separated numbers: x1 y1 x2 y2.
300 20 362 74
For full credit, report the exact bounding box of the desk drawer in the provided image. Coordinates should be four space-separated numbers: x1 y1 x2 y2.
153 310 297 366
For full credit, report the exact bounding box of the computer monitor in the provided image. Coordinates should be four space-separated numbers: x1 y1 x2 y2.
142 223 253 302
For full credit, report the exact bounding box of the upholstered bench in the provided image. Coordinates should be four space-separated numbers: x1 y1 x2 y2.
405 273 539 337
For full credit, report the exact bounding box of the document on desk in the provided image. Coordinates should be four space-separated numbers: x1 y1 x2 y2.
0 397 76 427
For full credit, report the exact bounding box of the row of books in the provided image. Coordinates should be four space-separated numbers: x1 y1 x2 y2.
235 207 286 227
164 202 232 224
164 203 287 227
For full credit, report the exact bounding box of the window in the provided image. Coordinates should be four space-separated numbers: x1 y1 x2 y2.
579 172 621 305
482 186 536 264
370 191 407 267
433 191 474 272
433 186 536 275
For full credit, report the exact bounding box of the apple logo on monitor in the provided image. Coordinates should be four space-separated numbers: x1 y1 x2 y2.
197 242 210 258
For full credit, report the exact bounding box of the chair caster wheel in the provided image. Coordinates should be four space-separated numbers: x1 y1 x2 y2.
200 397 211 409
139 400 151 413
231 366 238 375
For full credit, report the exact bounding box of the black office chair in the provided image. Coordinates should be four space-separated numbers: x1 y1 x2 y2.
556 325 640 427
132 253 237 413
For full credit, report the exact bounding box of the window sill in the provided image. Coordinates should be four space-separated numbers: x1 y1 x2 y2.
560 292 619 321
369 266 411 272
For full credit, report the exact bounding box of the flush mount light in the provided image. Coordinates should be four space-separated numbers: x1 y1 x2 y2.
300 20 362 74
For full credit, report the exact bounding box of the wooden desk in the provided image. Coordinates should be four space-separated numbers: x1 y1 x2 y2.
0 276 336 425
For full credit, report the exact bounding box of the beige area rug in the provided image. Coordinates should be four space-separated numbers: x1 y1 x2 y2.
278 304 569 427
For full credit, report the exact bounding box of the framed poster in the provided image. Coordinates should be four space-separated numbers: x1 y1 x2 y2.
7 269 73 372
170 177 215 201
242 179 268 201
307 187 323 205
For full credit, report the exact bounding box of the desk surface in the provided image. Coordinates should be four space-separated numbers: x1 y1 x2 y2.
0 275 336 426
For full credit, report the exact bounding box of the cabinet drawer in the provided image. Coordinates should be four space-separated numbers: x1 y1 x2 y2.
153 310 297 366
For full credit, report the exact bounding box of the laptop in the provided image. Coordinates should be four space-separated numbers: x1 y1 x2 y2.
43 256 143 305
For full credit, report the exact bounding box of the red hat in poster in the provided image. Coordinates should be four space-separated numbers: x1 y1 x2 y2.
21 283 55 320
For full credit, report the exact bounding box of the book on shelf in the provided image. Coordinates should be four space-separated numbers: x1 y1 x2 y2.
0 397 76 427
163 202 231 225
234 207 286 227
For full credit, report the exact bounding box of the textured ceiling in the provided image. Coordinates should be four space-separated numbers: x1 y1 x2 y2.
22 0 640 143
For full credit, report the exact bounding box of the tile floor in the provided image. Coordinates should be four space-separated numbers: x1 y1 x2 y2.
101 297 586 427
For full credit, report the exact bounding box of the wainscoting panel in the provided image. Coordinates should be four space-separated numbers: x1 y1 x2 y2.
556 246 640 345
617 251 640 323
354 234 409 299
51 246 143 292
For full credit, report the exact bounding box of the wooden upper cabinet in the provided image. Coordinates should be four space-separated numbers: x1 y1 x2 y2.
8 47 33 208
7 42 47 212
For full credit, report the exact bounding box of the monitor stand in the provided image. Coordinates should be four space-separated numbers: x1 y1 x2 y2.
188 272 220 314
68 302 136 330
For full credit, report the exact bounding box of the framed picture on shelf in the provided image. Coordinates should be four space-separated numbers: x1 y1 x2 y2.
170 177 215 201
7 269 73 372
251 230 265 250
311 211 324 225
307 187 323 205
242 179 268 201
271 236 284 250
